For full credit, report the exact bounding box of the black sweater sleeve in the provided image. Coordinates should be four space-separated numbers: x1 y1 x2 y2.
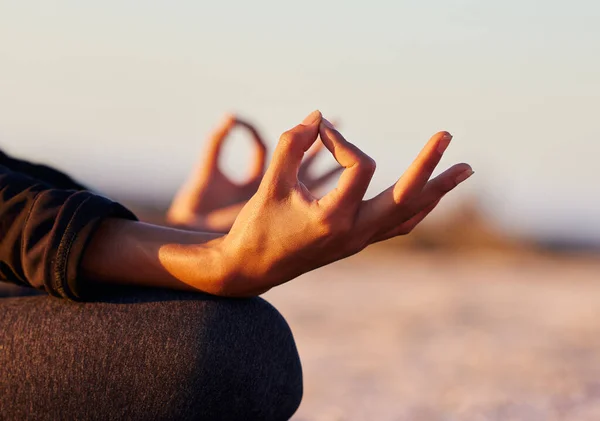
0 164 137 300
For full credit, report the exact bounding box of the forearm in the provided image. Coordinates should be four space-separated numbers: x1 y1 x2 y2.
81 219 231 294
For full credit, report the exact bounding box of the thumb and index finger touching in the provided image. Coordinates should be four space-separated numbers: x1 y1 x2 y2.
264 110 474 230
265 110 324 187
209 110 472 233
265 110 377 210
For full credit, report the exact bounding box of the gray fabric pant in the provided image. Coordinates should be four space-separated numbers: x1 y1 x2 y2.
0 283 303 421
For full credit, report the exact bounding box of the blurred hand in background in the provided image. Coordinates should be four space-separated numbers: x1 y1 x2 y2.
167 114 342 232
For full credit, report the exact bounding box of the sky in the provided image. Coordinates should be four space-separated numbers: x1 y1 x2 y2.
1 0 599 242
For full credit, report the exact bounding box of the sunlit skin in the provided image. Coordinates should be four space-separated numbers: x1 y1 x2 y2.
167 114 342 232
82 111 473 297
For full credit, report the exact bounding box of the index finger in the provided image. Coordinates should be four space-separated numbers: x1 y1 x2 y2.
317 119 376 210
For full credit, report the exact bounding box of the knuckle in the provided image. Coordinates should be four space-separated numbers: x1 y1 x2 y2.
338 217 354 235
277 127 307 152
316 213 336 236
317 212 353 238
319 222 336 238
259 179 287 201
278 131 296 150
423 158 438 175
358 155 377 175
437 177 458 193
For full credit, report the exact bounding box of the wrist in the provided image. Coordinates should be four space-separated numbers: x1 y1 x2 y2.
158 232 233 295
195 235 250 297
214 233 279 297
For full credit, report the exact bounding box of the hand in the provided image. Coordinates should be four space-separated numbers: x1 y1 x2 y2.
82 111 472 298
219 111 473 296
166 114 266 232
166 114 342 232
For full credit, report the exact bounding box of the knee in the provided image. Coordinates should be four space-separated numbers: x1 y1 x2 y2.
1 291 303 421
192 296 303 420
148 293 304 421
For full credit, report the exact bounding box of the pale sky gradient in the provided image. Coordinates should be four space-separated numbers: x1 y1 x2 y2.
1 1 599 242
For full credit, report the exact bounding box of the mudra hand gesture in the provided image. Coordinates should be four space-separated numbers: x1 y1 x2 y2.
84 111 472 298
217 111 473 295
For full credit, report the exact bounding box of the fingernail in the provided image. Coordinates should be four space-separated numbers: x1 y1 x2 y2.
302 110 321 125
437 132 452 154
455 169 474 184
321 118 335 130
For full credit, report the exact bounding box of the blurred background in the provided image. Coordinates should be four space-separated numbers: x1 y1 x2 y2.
1 1 599 419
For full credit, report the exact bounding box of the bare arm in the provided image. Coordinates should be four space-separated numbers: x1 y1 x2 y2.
81 220 230 294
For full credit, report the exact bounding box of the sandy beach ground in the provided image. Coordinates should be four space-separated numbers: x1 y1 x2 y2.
264 250 600 421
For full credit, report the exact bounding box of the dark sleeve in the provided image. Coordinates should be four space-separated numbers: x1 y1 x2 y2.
0 150 88 191
0 164 137 300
